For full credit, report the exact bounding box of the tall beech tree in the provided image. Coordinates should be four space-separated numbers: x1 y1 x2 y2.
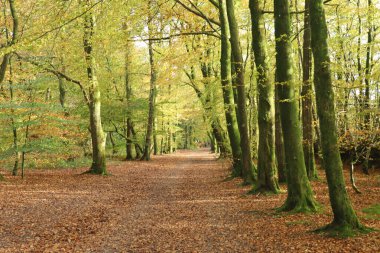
83 0 107 175
141 0 157 161
219 0 243 177
249 0 279 192
301 0 317 180
0 0 19 179
274 0 318 211
226 0 255 184
310 0 366 234
364 0 373 128
124 31 134 161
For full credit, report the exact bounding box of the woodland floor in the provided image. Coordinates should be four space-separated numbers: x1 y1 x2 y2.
0 149 379 252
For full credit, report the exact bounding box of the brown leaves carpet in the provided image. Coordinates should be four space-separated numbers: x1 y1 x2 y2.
0 150 379 252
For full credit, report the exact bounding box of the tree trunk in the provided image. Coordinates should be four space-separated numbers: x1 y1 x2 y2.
357 0 364 129
364 0 372 128
275 88 287 183
226 0 255 184
310 0 365 234
9 60 19 176
83 1 106 174
0 0 18 86
58 76 67 109
141 0 157 161
124 27 134 160
274 0 318 212
301 0 317 180
108 132 117 156
219 0 243 177
130 123 142 159
126 118 133 160
167 84 174 154
249 0 279 193
4 0 19 179
153 117 158 155
212 119 229 157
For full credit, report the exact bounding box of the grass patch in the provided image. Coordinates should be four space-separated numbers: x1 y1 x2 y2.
315 223 373 238
363 204 380 220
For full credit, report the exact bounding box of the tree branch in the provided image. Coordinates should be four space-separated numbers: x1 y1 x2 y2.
1 0 104 56
15 53 90 105
130 31 220 42
208 0 219 9
174 0 220 27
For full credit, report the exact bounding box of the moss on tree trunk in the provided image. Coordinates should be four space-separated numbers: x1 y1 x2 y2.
302 0 317 180
226 0 255 184
219 0 243 177
310 0 369 236
83 1 107 175
249 0 279 193
141 0 157 161
274 0 318 212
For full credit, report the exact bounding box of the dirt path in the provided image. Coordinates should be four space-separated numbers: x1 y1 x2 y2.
0 150 379 252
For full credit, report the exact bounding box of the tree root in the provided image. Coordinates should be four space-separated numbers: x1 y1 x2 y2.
315 222 374 238
81 169 109 176
277 197 320 213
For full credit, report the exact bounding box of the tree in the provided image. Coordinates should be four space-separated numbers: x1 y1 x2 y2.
141 0 157 161
83 0 107 174
249 0 279 193
301 0 317 180
274 0 318 212
0 0 19 179
226 0 255 184
310 0 368 235
219 0 243 177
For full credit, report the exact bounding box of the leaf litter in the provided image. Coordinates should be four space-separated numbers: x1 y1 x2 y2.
0 150 379 252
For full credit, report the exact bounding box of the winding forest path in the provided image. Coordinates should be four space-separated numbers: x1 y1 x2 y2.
0 150 379 252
